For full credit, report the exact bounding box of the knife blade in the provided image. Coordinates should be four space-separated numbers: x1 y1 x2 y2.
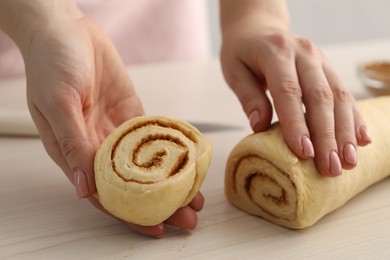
0 110 244 137
189 121 243 133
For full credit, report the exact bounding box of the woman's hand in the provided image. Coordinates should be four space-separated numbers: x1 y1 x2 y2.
220 3 372 176
25 17 144 196
1 1 204 237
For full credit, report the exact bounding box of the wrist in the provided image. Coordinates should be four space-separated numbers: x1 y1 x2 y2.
0 0 83 51
220 0 290 37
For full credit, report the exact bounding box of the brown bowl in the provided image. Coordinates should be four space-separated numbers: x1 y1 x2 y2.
358 61 390 96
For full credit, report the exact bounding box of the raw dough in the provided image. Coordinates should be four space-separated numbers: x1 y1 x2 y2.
225 96 390 229
95 115 212 226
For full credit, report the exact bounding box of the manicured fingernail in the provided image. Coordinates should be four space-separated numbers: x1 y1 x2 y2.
344 143 357 166
74 169 89 198
329 151 342 175
153 224 166 238
248 110 260 131
359 126 372 143
301 135 315 158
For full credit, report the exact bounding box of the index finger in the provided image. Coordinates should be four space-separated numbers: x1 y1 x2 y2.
265 55 314 159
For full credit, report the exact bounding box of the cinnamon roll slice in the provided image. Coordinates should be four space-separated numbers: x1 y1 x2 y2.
225 96 390 229
94 116 212 226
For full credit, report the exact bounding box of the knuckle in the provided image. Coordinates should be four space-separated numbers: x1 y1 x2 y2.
311 86 333 103
313 127 335 141
332 87 352 102
222 73 241 93
279 80 302 98
338 124 355 134
297 37 317 54
59 137 80 163
266 32 293 53
240 90 263 114
241 92 255 110
229 77 253 99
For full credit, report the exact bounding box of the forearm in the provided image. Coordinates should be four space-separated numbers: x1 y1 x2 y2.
0 0 82 50
219 0 290 34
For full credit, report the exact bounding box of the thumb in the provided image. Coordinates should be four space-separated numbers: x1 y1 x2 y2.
64 137 96 199
45 101 97 198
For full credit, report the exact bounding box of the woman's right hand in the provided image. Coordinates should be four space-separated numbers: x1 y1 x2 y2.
1 0 204 237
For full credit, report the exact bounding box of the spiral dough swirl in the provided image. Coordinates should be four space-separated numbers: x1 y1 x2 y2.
110 120 196 184
231 154 298 221
94 116 212 226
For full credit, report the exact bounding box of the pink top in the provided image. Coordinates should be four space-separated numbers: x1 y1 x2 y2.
0 0 210 77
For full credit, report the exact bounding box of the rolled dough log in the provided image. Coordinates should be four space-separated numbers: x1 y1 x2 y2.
94 115 212 226
225 96 390 229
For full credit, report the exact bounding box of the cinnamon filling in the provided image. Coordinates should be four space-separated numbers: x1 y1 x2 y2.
233 154 297 220
110 120 193 184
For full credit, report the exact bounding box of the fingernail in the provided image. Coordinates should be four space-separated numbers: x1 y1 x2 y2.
248 110 260 131
74 169 89 198
343 143 357 166
359 126 372 143
152 224 166 238
301 135 315 158
329 151 342 175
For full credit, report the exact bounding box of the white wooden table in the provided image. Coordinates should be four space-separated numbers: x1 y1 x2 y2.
1 39 390 259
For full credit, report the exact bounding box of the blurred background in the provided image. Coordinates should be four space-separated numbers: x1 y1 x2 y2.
206 0 390 56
